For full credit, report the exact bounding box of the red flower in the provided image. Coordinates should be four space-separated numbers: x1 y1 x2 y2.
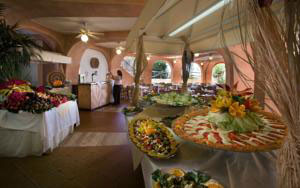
36 86 46 93
0 79 29 89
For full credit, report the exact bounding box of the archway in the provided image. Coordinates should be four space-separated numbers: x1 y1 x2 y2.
188 62 202 83
121 56 135 77
211 63 226 84
151 60 172 84
18 23 64 53
66 42 110 84
79 49 108 83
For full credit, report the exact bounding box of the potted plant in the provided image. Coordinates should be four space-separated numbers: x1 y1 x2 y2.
0 5 42 82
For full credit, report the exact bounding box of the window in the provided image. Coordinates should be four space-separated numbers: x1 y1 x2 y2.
152 61 171 84
212 63 226 84
121 56 135 76
188 62 202 83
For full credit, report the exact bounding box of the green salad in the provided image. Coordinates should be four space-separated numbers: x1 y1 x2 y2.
152 169 223 188
207 111 267 133
152 92 198 106
123 106 143 116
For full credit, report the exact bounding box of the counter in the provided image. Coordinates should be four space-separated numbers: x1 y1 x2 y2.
78 82 113 110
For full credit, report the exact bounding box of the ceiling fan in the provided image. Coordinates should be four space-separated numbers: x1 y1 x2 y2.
76 22 104 42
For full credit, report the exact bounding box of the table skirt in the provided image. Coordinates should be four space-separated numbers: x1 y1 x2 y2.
0 101 80 157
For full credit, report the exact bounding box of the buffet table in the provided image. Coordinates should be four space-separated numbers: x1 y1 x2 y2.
0 101 80 157
127 105 278 188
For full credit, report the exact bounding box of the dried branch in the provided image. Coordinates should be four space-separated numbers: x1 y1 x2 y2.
220 0 300 187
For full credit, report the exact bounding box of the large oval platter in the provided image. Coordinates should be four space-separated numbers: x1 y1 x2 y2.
129 118 179 159
172 109 287 152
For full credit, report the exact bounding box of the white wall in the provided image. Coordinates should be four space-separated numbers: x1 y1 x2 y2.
79 49 108 83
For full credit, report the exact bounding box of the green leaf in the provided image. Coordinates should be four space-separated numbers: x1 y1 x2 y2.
184 171 198 182
195 170 211 184
0 19 42 82
151 169 162 182
207 111 264 133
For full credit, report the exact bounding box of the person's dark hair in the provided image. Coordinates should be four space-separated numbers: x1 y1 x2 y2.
117 70 122 78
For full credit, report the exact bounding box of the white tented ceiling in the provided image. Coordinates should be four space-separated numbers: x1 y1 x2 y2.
126 0 283 55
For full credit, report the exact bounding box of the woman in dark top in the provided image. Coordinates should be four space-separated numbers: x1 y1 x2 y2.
110 70 123 105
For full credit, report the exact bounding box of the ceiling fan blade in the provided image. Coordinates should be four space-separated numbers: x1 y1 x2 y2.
89 32 104 36
89 34 100 40
75 34 82 38
79 28 86 34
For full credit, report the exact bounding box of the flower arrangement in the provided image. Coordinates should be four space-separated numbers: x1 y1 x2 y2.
36 86 46 93
207 83 265 133
0 79 33 96
0 79 76 113
52 80 64 88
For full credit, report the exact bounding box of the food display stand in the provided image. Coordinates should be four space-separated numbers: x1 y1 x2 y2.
126 105 279 188
0 101 80 157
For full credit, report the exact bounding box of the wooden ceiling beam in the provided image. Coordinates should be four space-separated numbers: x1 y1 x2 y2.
3 0 144 18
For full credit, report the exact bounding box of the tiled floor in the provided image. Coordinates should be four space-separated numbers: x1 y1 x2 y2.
0 103 145 188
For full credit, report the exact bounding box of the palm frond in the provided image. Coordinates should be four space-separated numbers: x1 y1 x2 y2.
0 19 42 82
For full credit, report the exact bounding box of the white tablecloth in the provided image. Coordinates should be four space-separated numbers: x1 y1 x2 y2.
127 105 278 188
0 101 80 157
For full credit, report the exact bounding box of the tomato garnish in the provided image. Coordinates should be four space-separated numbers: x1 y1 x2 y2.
228 132 237 140
252 140 263 145
213 132 222 143
203 132 209 138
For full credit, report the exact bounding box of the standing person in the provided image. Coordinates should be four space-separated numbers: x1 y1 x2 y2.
110 70 123 105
